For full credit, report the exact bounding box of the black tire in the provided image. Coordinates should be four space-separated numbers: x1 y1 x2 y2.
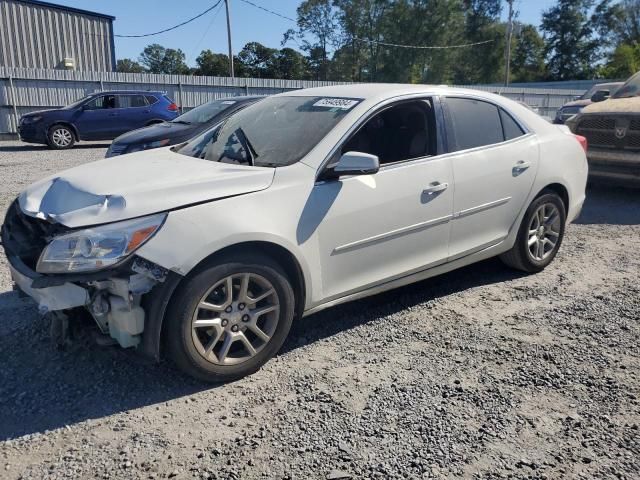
500 191 566 273
166 253 295 383
47 124 76 150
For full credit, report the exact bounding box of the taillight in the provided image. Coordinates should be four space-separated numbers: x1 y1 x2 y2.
574 134 588 153
167 103 179 112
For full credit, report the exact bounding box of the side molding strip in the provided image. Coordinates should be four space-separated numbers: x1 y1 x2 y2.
333 214 453 254
454 197 511 219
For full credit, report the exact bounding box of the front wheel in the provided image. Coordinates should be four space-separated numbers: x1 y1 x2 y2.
166 254 295 383
500 191 566 273
47 125 75 149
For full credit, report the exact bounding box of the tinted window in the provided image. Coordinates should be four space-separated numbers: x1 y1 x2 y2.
446 98 503 151
84 95 116 110
118 95 147 108
145 95 158 105
177 96 359 167
499 108 525 141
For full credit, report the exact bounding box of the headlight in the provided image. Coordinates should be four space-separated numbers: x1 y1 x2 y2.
36 213 167 274
127 139 171 153
21 115 42 125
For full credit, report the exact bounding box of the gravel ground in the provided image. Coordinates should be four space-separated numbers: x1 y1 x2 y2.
0 140 639 480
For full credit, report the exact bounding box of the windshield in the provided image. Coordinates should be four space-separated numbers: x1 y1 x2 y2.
63 95 93 110
612 72 640 99
176 96 360 167
173 98 247 124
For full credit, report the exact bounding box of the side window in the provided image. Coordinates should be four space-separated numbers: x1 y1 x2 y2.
84 95 116 110
339 99 437 165
445 97 503 152
499 108 525 141
145 95 158 105
118 95 147 108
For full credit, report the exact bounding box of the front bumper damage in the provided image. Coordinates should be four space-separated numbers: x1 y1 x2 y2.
1 201 181 358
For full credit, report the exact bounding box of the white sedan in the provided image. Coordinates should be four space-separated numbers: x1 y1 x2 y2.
2 85 588 382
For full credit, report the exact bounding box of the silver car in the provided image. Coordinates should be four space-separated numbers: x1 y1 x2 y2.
2 85 588 381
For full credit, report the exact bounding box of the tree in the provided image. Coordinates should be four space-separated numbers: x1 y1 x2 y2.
285 0 338 80
271 48 310 79
541 0 599 80
116 58 145 73
510 24 547 82
237 42 279 78
195 50 231 76
601 43 640 78
139 44 189 74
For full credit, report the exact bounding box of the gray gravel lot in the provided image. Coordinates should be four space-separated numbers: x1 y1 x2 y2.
0 140 639 479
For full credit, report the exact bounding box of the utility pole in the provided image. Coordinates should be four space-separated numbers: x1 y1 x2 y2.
504 0 515 87
225 0 234 78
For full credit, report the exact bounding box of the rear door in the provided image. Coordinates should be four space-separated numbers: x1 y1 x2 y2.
442 96 538 259
116 94 153 133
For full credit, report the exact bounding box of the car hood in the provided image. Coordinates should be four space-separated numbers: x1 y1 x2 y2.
18 147 275 228
561 99 590 108
23 109 60 117
113 122 202 145
582 96 640 114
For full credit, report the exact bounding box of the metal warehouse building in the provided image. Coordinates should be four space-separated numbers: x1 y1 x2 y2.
0 0 115 71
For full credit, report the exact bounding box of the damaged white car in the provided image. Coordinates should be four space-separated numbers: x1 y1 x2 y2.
2 85 588 382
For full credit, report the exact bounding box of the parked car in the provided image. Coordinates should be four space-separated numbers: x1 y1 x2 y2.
567 72 640 185
18 91 180 150
105 96 263 158
554 81 624 124
2 85 587 382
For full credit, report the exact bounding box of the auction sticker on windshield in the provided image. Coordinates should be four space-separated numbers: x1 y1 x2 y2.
313 98 360 110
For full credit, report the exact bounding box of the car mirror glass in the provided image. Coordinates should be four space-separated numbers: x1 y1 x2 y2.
591 90 610 103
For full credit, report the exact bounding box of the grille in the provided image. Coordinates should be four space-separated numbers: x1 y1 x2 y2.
577 115 640 151
1 201 66 270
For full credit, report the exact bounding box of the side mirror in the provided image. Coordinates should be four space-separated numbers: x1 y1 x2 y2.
591 90 610 103
333 151 380 177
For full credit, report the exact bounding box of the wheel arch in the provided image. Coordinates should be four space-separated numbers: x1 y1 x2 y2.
142 240 307 362
537 182 569 212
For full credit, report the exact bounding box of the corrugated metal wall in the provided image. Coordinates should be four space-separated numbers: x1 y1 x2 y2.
0 67 587 137
0 0 114 72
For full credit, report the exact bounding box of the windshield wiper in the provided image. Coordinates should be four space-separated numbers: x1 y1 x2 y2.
171 120 192 125
235 127 258 166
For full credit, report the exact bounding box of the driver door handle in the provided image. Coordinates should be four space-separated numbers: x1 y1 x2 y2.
422 182 449 195
513 160 531 172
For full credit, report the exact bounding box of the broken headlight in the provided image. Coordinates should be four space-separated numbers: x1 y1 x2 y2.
36 213 167 274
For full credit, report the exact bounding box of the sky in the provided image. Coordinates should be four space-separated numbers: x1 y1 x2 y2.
50 0 558 66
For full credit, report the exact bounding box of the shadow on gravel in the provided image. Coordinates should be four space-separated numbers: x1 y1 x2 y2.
0 257 524 441
576 184 640 225
0 143 109 153
284 257 527 354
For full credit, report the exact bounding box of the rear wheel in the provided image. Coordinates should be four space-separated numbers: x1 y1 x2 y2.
166 254 295 382
47 125 75 149
500 191 566 273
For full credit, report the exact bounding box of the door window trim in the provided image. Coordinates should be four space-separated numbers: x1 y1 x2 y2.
441 95 532 155
317 95 447 181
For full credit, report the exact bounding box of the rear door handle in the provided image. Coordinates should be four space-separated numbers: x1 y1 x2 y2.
513 160 531 172
422 182 449 195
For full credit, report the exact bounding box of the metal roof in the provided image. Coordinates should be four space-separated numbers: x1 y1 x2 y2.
12 0 115 20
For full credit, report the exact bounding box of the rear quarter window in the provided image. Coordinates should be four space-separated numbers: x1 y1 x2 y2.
145 95 158 105
499 108 525 141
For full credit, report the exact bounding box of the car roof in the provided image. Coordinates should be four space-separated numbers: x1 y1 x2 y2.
93 90 169 96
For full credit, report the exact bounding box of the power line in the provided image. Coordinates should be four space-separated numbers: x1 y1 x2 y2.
238 0 494 50
189 2 225 64
239 0 295 22
115 1 223 38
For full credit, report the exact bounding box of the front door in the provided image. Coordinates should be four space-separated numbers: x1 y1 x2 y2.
313 98 454 301
75 94 119 140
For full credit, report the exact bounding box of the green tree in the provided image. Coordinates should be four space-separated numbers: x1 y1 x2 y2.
237 42 279 78
541 0 599 80
139 44 188 74
510 24 547 82
116 58 145 73
272 48 310 79
601 43 640 78
196 50 232 76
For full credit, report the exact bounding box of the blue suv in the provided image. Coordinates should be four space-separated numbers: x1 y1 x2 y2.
18 91 180 149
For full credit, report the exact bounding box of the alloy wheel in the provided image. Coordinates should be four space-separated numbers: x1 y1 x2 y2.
191 273 280 366
527 203 561 261
51 128 73 147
